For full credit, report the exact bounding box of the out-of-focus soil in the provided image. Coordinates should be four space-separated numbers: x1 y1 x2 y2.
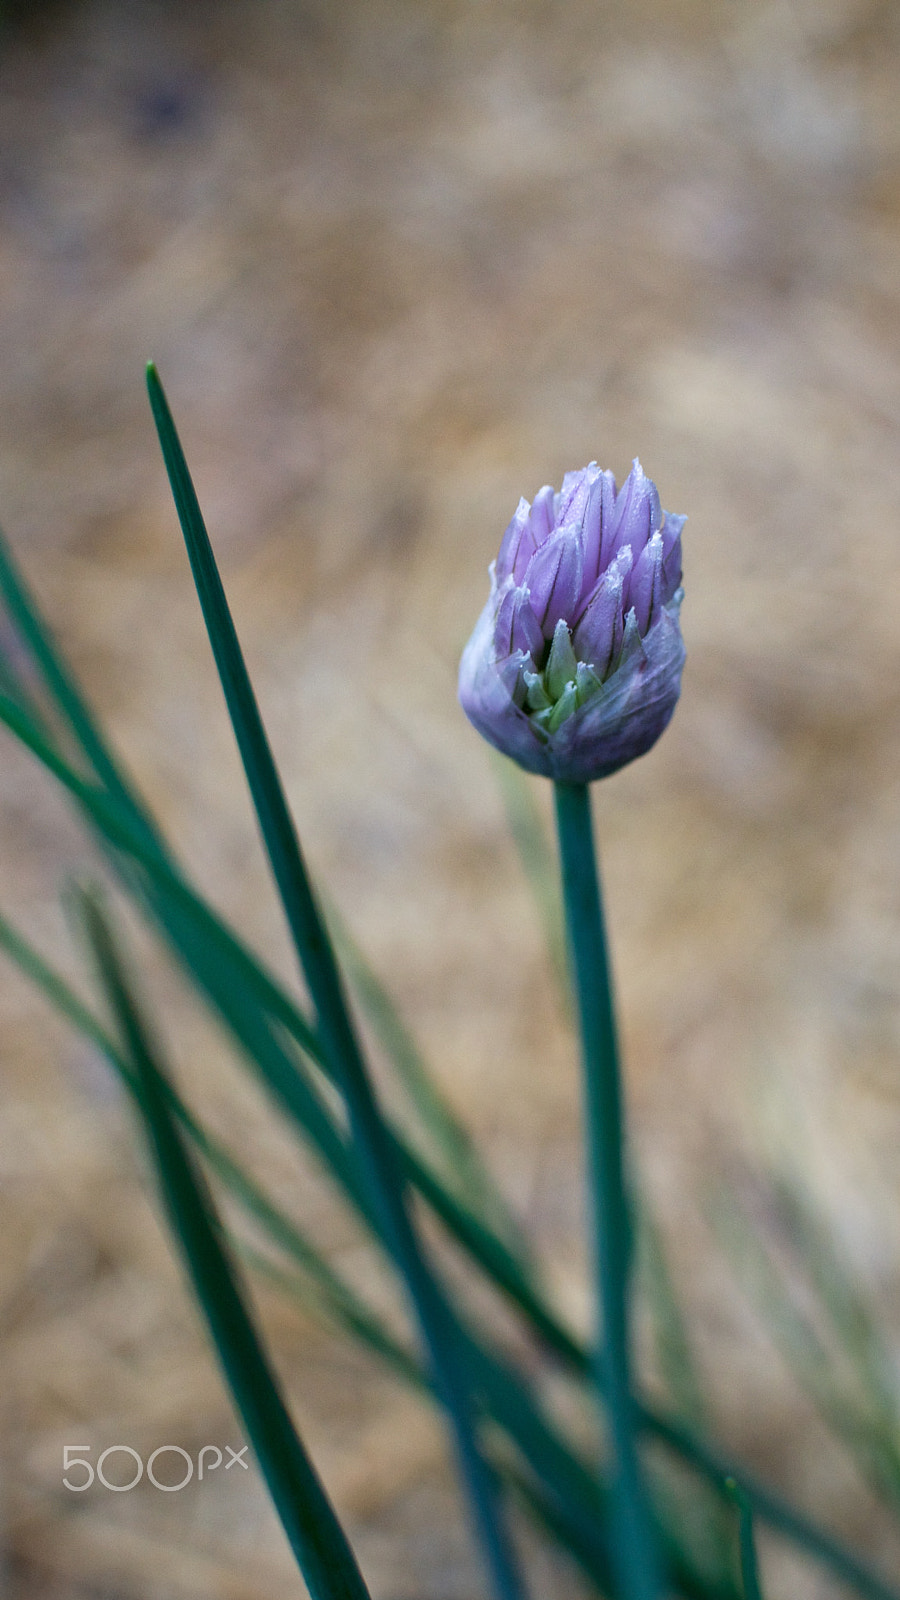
2 1 900 1595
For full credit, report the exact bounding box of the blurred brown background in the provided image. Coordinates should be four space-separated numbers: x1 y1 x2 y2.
1 0 900 1595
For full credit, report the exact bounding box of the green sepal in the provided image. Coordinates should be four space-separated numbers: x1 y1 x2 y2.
523 669 552 712
544 619 578 701
575 662 603 708
546 680 578 733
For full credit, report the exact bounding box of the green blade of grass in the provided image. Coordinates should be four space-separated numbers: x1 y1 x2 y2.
77 889 372 1600
0 525 168 860
147 364 528 1600
0 529 329 1076
737 1501 763 1600
726 1482 764 1600
146 364 345 1060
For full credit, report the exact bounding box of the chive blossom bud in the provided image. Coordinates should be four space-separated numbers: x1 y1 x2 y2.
459 460 685 782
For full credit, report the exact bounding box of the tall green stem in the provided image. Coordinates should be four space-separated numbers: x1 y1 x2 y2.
554 780 661 1600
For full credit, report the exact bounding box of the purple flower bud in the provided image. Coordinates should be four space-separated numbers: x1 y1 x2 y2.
459 460 686 782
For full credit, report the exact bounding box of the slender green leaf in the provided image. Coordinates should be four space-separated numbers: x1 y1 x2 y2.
146 365 341 1044
0 525 167 858
726 1482 764 1600
147 365 527 1600
0 906 128 1067
77 889 372 1600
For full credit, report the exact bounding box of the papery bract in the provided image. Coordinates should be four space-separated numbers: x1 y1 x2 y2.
459 460 685 782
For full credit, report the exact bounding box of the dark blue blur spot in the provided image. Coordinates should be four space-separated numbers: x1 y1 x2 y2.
131 73 205 142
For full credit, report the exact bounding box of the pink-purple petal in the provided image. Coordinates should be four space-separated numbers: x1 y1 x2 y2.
493 581 545 662
573 568 625 678
611 459 662 564
529 484 556 546
495 498 535 585
523 526 583 638
629 530 664 634
586 470 618 585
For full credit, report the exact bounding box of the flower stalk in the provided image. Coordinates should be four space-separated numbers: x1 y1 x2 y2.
554 779 661 1600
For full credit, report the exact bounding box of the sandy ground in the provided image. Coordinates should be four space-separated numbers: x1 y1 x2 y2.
1 0 900 1595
